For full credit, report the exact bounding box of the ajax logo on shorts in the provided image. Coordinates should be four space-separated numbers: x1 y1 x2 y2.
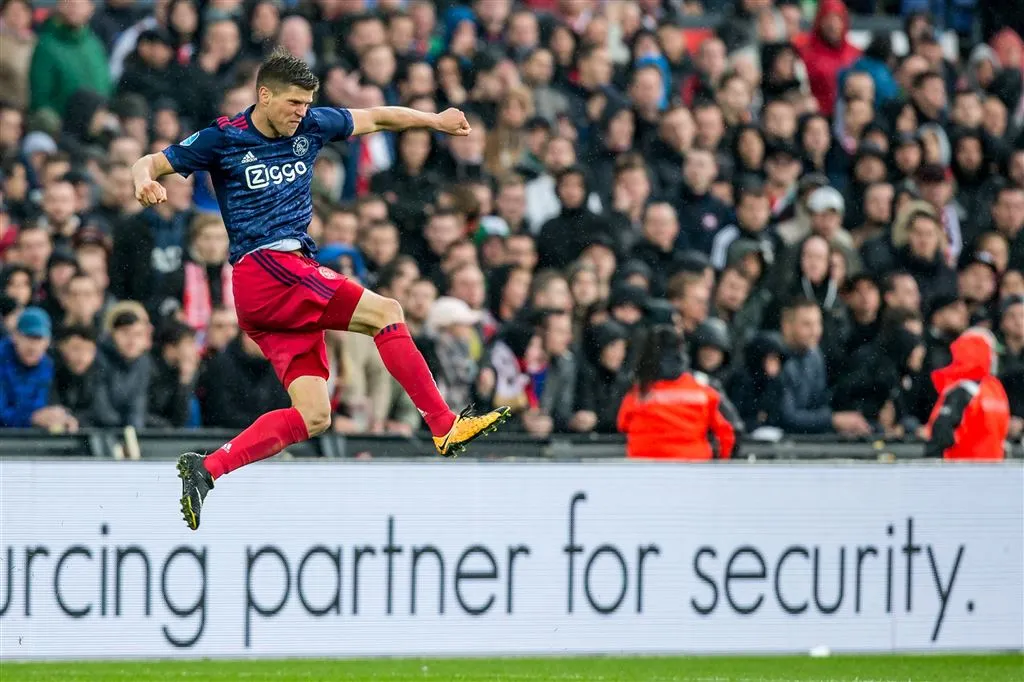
245 161 309 189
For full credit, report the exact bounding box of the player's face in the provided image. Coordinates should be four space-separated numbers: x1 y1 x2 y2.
263 84 315 137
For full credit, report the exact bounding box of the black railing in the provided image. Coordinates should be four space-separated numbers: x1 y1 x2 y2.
0 428 1021 460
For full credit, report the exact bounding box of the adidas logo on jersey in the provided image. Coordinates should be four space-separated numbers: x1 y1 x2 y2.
241 151 258 164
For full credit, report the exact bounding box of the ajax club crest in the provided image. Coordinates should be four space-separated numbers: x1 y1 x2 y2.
292 136 309 157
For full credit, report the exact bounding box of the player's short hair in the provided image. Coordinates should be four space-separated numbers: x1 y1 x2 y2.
257 48 320 93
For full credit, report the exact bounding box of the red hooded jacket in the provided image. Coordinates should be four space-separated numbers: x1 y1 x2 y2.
618 372 736 460
798 0 860 116
925 331 1010 460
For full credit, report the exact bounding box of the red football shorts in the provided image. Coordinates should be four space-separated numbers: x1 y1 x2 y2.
231 249 365 388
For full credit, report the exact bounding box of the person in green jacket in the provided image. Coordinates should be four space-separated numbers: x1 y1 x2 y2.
28 0 112 117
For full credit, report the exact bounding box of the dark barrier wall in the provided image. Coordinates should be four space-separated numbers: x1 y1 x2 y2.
0 428 1021 460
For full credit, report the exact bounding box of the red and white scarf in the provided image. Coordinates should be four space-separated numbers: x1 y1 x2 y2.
183 261 233 332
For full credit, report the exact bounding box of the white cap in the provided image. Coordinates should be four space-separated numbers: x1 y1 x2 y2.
807 186 845 215
426 297 483 332
21 131 57 157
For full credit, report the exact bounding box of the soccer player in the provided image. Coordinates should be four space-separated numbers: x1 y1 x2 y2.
132 50 510 530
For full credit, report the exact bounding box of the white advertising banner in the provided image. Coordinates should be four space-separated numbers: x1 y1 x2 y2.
0 460 1021 659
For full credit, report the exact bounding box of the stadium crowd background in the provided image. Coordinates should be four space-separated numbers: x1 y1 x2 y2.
0 0 1021 447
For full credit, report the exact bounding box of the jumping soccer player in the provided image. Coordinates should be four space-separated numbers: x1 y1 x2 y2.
132 50 510 530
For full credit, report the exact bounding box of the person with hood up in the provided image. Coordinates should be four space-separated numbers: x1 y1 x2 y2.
117 28 184 107
726 331 786 435
950 128 992 242
573 320 633 434
690 317 734 386
767 234 845 336
60 90 120 158
798 0 860 117
486 264 531 326
832 307 928 436
617 325 736 460
925 327 1010 459
988 29 1024 128
537 165 618 271
369 128 442 232
584 98 637 209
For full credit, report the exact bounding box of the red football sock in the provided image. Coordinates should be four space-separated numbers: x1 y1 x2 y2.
204 407 309 479
374 323 456 436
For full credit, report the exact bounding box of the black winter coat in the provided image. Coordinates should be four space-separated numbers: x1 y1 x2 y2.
197 338 290 428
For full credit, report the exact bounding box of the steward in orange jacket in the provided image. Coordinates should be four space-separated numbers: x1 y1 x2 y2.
925 328 1010 460
618 326 736 460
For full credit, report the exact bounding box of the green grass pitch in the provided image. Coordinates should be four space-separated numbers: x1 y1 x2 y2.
2 654 1021 682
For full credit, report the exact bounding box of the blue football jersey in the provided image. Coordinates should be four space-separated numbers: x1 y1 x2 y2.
162 106 354 264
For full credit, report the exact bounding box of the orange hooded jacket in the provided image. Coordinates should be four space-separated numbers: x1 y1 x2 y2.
617 372 736 460
925 330 1010 460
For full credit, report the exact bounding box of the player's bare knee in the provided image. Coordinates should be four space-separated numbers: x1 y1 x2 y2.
380 297 405 326
297 402 332 436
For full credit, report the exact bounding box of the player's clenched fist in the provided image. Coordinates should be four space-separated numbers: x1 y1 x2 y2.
135 179 167 207
436 108 471 136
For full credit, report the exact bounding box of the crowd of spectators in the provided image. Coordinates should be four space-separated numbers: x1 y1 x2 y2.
0 0 1022 444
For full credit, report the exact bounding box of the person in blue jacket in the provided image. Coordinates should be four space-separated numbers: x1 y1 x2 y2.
0 306 77 431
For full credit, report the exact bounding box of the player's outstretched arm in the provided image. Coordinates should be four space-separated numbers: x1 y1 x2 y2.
349 107 471 137
132 152 175 207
